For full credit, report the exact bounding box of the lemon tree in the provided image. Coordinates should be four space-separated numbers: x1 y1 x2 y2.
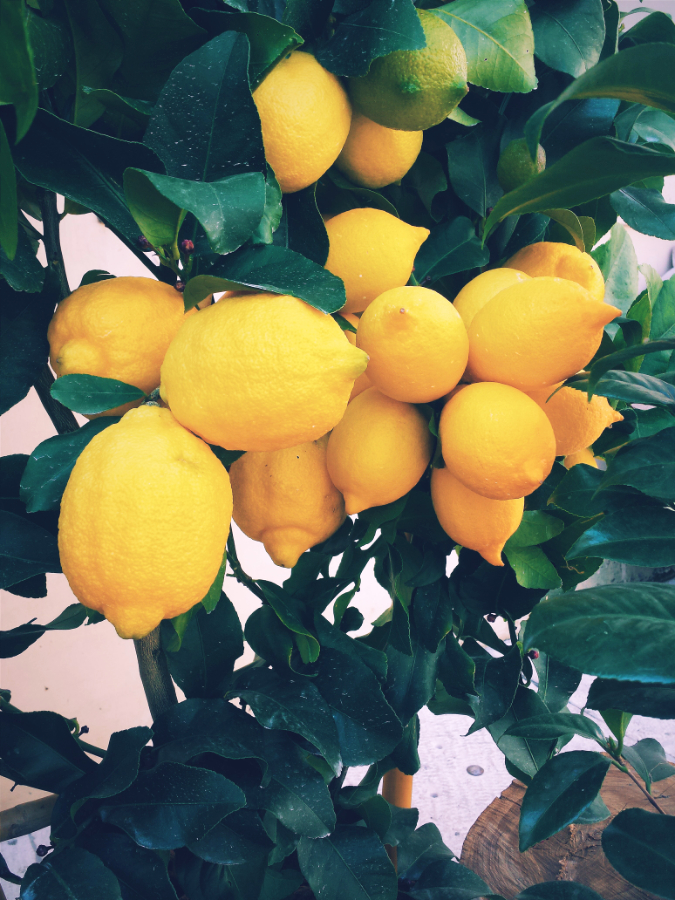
2 1 675 898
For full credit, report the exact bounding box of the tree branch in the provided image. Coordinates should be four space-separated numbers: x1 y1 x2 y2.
33 365 79 434
39 190 70 299
134 627 178 723
0 794 57 842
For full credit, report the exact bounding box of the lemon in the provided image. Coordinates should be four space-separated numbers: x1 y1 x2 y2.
48 277 190 417
348 10 468 131
431 466 524 567
467 277 621 391
58 406 232 640
452 268 530 329
230 435 345 569
325 208 429 314
161 292 367 452
342 313 373 400
253 51 352 193
564 448 598 469
505 241 605 302
326 387 433 514
439 382 556 501
335 113 423 189
497 138 546 193
356 286 468 403
526 386 624 456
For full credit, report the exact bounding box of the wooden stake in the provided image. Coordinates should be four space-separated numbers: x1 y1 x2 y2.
382 769 414 870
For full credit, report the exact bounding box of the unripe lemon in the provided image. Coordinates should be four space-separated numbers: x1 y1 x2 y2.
160 292 367 452
58 406 232 639
467 277 621 391
325 208 429 314
564 448 598 469
336 113 423 189
505 241 605 303
439 382 556 500
452 268 530 329
431 466 524 567
326 388 433 514
342 313 373 400
48 277 190 417
497 138 546 193
356 286 468 403
348 10 468 131
526 386 624 456
253 51 352 193
230 436 345 569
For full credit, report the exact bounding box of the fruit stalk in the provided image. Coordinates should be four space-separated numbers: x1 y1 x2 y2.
134 626 178 722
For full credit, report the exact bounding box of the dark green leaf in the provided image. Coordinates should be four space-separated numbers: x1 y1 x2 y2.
0 850 20 884
591 221 638 312
531 0 605 78
272 184 329 266
81 89 152 136
602 808 675 899
516 883 604 900
519 750 610 850
77 829 179 900
80 270 115 287
316 0 425 77
413 579 454 653
414 216 489 283
542 208 586 251
259 580 319 663
508 511 565 548
0 120 17 260
610 186 675 240
567 506 675 567
123 169 185 250
621 11 675 49
100 761 246 849
468 645 522 733
397 823 455 882
50 374 145 414
358 795 392 842
533 653 582 714
0 509 61 589
524 583 675 683
244 605 295 672
446 123 502 217
489 686 555 782
0 225 45 292
187 809 273 866
385 636 443 724
21 847 122 900
297 826 398 900
451 547 547 621
503 545 562 590
623 738 675 793
407 858 491 899
549 463 650 518
437 633 476 698
0 0 38 140
599 425 675 500
505 712 604 743
0 603 88 659
587 678 675 719
284 0 334 43
580 369 675 410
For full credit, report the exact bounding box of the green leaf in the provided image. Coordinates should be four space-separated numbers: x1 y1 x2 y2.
0 0 38 140
446 123 502 218
587 678 675 719
297 826 398 900
504 712 605 744
20 417 120 513
123 169 185 250
591 222 639 312
258 580 319 663
610 186 675 240
523 583 675 683
245 605 295 672
488 686 555 782
100 761 246 849
621 10 675 49
414 216 488 283
507 511 565 548
516 884 604 900
602 808 675 899
81 89 152 137
273 183 329 266
145 32 264 182
434 0 536 93
21 847 122 900
599 426 675 500
0 120 17 260
519 750 610 850
405 857 490 898
385 636 443 724
503 545 562 590
0 225 45 292
0 604 88 659
530 0 605 78
484 137 675 241
437 633 476 698
25 5 73 93
632 107 675 153
187 809 273 866
0 509 61 589
468 645 522 733
316 0 425 77
549 463 645 519
50 374 146 414
77 830 180 900
542 208 585 251
413 579 454 653
580 369 675 409
567 506 675 567
623 738 675 792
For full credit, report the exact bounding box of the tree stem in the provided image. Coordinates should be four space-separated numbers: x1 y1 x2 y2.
134 627 178 723
623 764 667 814
0 794 57 842
33 365 79 434
39 190 70 299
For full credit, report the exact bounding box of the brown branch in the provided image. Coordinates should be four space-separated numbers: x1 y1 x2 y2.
33 365 79 435
624 764 667 814
134 627 178 723
0 794 57 842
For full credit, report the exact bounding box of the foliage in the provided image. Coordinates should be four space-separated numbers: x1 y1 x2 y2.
1 0 675 898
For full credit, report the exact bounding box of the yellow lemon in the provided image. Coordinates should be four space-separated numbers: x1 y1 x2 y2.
431 466 524 567
505 241 605 302
48 276 190 417
348 10 467 131
342 313 374 400
230 436 345 569
467 277 621 391
58 406 232 640
564 448 599 469
335 113 423 189
526 386 624 456
497 138 546 193
161 292 367 452
325 208 429 314
439 382 556 500
253 51 352 193
326 388 433 514
356 286 468 403
452 268 530 329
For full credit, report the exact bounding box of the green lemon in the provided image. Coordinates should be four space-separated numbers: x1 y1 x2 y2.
497 138 547 193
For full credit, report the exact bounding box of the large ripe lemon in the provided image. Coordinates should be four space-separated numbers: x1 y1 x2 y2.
335 113 423 189
342 313 373 400
253 51 352 193
452 268 530 329
58 406 232 639
325 208 429 314
230 436 345 569
356 286 468 403
48 277 190 416
439 382 556 500
526 386 624 456
326 387 433 514
348 10 468 131
564 448 599 469
467 277 621 391
431 466 524 567
505 241 605 302
160 292 367 452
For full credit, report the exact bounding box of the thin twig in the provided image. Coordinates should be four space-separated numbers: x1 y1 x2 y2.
39 190 70 299
33 365 79 434
134 627 178 723
610 757 667 814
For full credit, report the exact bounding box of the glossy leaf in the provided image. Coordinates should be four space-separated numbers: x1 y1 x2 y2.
516 884 604 900
519 750 610 850
468 645 522 733
435 0 536 93
610 186 675 241
123 169 185 250
549 463 649 519
599 426 675 501
504 712 604 744
591 222 638 312
385 637 443 724
259 580 319 663
437 633 476 698
507 511 565 548
0 225 45 292
623 738 675 793
187 809 273 866
524 583 675 683
447 123 503 217
0 0 38 140
413 579 454 653
581 369 675 410
21 847 122 900
530 0 605 78
542 208 586 251
602 808 675 899
567 506 675 567
50 374 145 414
587 678 675 719
533 653 582 714
414 216 489 283
489 686 554 782
0 509 61 589
0 604 89 660
77 830 180 900
503 545 561 590
0 120 17 259
272 183 329 266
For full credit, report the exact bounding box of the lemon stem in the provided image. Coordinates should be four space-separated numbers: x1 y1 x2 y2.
134 627 178 722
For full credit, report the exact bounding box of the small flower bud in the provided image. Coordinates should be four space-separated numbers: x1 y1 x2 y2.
137 235 152 251
79 725 89 734
175 281 185 293
36 845 51 858
486 613 497 622
180 239 195 253
528 649 540 660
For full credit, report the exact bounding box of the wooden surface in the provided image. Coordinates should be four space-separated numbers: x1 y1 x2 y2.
460 766 675 898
